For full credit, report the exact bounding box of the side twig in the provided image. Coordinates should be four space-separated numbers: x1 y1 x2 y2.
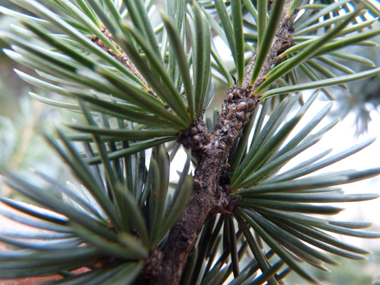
92 26 161 101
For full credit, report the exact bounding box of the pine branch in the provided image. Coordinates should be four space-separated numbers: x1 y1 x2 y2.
149 2 296 284
3 1 379 284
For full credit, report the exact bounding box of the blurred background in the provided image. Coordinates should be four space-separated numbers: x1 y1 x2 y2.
0 1 74 200
0 1 380 284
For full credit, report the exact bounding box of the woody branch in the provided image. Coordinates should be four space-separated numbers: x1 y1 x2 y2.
150 1 296 285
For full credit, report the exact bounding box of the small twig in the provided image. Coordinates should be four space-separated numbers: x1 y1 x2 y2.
92 26 161 101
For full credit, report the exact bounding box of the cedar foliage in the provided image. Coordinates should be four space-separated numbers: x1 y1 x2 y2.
0 0 380 284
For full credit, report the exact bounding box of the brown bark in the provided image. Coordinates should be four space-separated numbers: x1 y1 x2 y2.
149 2 296 285
157 90 258 284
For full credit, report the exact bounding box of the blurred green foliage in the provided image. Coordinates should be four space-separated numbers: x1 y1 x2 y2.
287 250 380 284
329 41 380 136
0 4 71 199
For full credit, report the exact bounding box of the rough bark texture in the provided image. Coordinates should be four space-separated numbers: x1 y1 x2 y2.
149 2 296 284
242 2 295 92
156 89 258 284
